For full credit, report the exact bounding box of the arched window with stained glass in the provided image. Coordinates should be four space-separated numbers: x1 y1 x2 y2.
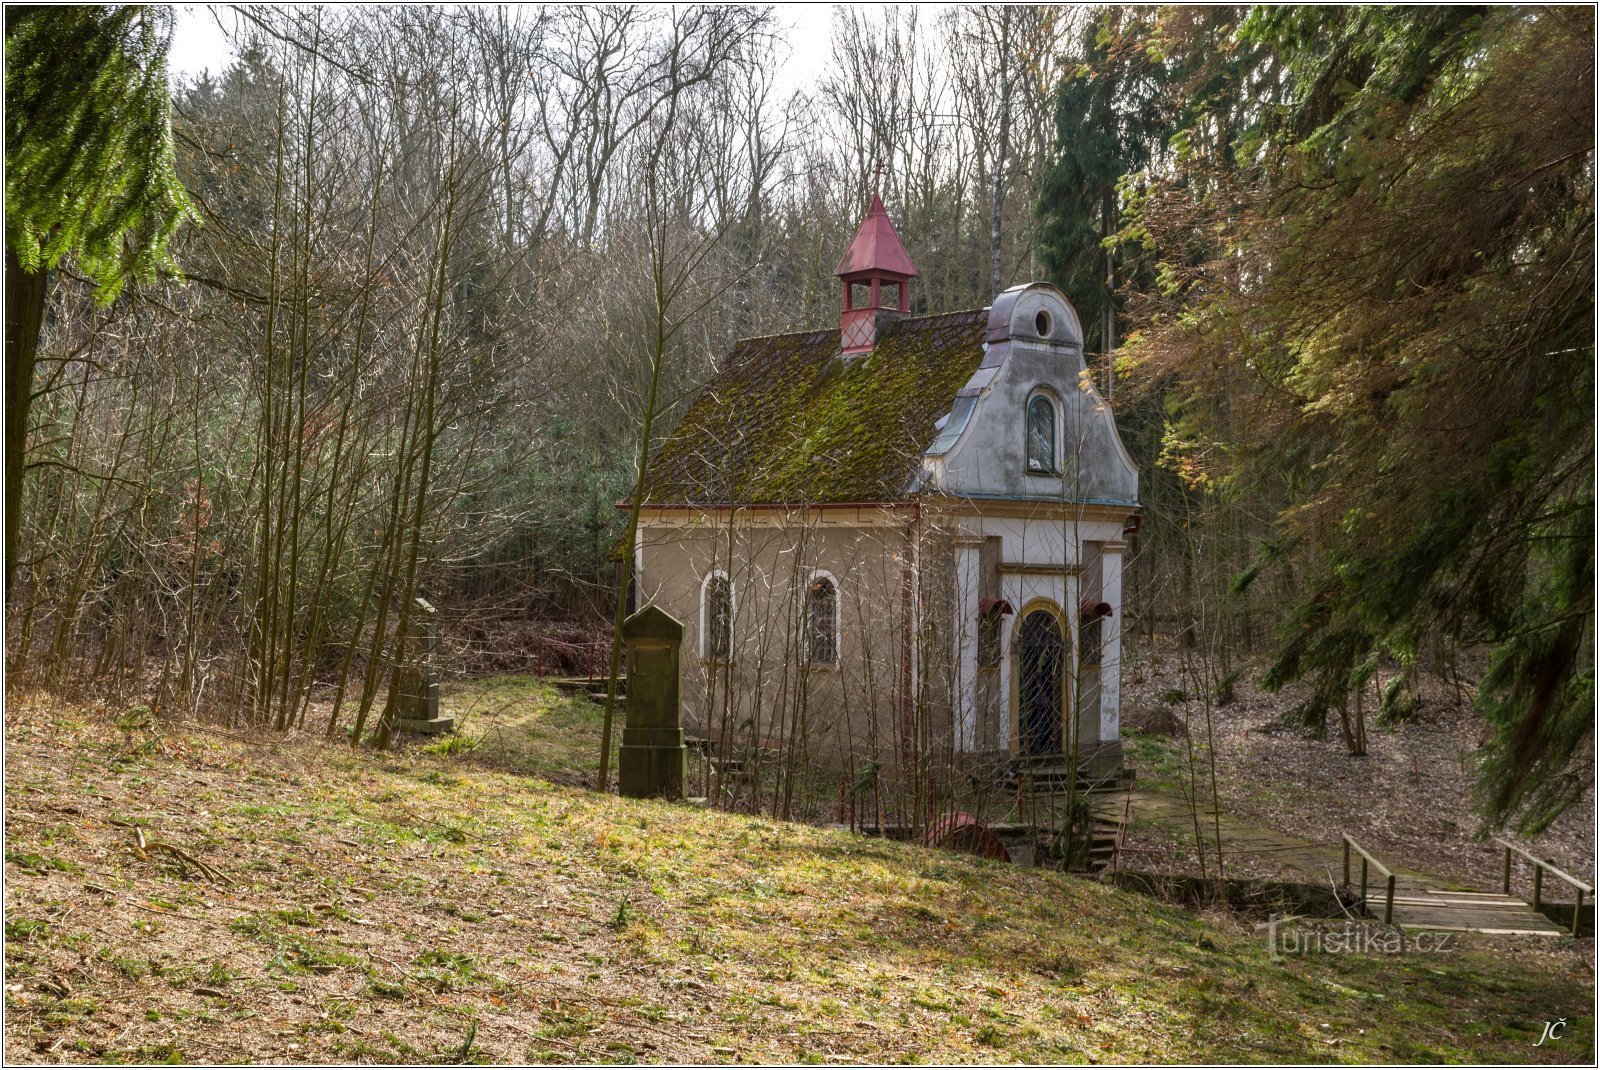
702 572 733 661
1026 390 1058 474
806 573 839 666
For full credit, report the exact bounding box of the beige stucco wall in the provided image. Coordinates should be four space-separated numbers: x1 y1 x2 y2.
635 508 961 765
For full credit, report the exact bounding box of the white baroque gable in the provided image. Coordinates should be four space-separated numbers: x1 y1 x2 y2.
920 282 1138 506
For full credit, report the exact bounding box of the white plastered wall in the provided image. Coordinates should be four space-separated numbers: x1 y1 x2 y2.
947 513 1126 754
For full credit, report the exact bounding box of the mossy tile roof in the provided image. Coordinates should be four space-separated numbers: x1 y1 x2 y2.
643 309 987 505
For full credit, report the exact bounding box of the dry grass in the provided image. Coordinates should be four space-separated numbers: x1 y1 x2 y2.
433 677 616 787
3 688 1595 1064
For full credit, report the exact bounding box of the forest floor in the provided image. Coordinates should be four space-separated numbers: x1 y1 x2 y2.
1117 641 1596 902
5 687 1596 1064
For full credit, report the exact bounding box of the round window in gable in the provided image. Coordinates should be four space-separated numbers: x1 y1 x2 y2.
1034 309 1053 337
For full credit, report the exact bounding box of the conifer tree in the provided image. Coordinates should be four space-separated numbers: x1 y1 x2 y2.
4 4 196 599
1119 5 1594 831
1036 8 1167 371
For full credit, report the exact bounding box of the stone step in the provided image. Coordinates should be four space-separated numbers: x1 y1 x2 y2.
1009 764 1134 795
399 715 456 736
548 675 626 692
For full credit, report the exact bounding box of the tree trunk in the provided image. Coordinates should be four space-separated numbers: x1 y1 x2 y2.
988 10 1013 299
1102 188 1116 399
5 246 47 604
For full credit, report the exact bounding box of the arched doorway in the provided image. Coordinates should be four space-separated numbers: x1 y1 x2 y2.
1017 607 1065 756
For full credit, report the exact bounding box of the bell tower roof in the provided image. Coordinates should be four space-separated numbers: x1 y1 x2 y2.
833 193 918 280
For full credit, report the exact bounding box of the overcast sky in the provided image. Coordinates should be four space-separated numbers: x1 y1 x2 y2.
167 3 856 100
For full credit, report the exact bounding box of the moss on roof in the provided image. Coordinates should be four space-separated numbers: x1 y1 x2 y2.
643 309 986 505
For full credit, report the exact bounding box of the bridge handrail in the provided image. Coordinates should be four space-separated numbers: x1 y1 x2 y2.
1495 836 1592 936
1493 837 1594 895
1341 834 1397 925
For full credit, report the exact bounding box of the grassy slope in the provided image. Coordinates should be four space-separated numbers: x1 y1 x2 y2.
437 677 616 785
3 687 1594 1065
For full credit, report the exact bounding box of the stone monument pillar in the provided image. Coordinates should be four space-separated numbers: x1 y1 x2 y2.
617 605 687 800
398 597 454 735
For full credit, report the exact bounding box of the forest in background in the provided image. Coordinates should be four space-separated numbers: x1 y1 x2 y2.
4 5 1592 834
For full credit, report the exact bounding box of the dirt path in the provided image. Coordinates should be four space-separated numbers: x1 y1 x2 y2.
1115 790 1354 886
1117 791 1570 935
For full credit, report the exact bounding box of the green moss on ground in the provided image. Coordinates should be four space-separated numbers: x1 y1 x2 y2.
436 676 616 785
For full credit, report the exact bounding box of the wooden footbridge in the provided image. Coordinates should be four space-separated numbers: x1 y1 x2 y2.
1112 791 1591 937
1344 833 1591 937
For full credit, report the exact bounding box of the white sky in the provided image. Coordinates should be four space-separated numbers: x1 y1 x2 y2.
167 4 233 78
167 3 851 99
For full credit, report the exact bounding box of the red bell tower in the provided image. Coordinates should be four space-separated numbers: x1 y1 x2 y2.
833 192 917 355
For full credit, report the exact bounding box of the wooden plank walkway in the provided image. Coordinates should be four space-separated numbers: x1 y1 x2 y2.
1114 791 1573 936
1385 883 1566 935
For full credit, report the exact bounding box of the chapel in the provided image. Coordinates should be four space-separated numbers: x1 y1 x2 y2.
633 194 1140 775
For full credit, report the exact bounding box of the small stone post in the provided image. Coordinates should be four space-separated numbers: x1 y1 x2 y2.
398 597 453 735
617 605 687 800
